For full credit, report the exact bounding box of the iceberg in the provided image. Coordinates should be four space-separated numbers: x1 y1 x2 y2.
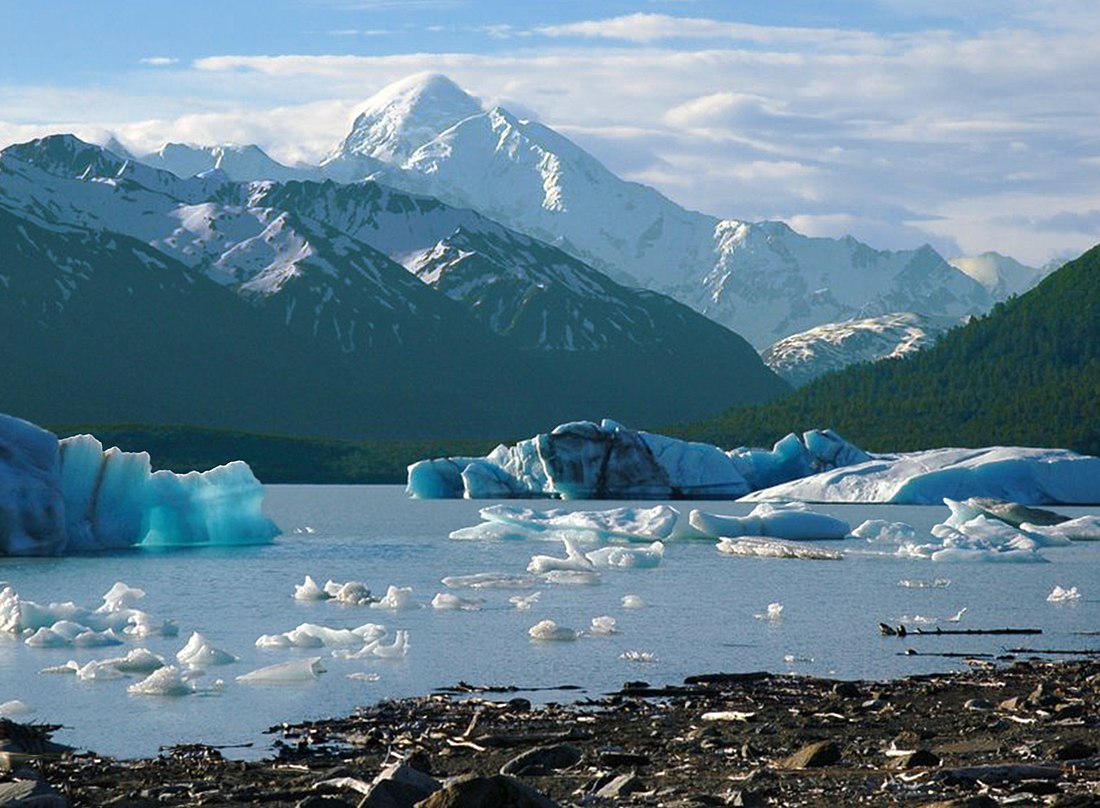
0 414 281 555
236 657 326 684
176 632 238 667
716 537 843 561
408 418 1100 504
690 503 850 540
407 419 868 500
528 619 579 641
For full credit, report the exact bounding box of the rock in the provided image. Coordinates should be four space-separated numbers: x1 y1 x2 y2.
598 750 652 768
775 740 841 769
595 773 644 799
1054 739 1097 760
998 696 1026 711
0 777 68 807
296 797 353 808
416 774 559 807
359 760 440 808
888 749 941 769
964 698 994 711
725 789 768 807
832 681 860 698
1050 795 1100 807
499 743 583 776
918 798 999 808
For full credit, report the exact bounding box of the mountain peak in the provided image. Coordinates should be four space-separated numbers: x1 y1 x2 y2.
329 72 484 165
1 133 127 179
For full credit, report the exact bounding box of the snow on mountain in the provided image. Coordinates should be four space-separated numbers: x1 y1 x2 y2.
0 134 789 437
316 73 999 348
949 252 1053 298
139 142 323 183
761 312 955 388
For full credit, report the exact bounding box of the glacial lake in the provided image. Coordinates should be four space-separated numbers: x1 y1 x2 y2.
2 485 1097 760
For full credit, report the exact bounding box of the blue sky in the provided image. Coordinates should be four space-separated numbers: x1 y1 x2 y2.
2 0 1098 264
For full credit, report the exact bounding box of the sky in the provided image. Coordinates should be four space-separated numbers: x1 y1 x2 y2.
1 0 1098 266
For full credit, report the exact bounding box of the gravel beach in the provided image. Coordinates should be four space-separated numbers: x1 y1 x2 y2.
4 658 1099 807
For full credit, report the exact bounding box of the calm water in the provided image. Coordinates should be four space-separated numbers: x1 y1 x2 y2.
1 485 1097 759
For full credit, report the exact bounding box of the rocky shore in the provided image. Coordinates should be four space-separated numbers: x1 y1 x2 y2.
3 659 1099 807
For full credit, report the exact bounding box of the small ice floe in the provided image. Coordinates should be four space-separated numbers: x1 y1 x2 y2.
478 503 688 543
257 622 385 649
24 627 72 648
541 570 602 586
293 575 331 601
0 700 32 717
323 580 375 606
334 630 410 660
96 582 146 613
588 616 617 636
1047 585 1081 603
783 654 813 664
124 612 179 638
509 592 541 610
176 632 238 667
449 522 542 541
527 538 594 574
691 502 849 541
755 602 783 622
1022 516 1100 543
431 593 484 611
622 594 646 609
947 607 968 623
237 657 326 685
441 572 540 589
371 585 414 610
528 619 579 641
128 666 205 696
293 526 317 534
898 578 951 588
852 519 917 544
585 541 665 569
716 537 842 560
620 650 657 663
346 672 381 682
73 628 125 648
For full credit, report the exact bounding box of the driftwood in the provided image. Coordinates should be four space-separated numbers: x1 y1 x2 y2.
1002 647 1100 656
881 624 1041 637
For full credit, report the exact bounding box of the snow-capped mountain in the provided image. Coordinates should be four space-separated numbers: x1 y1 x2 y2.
760 312 955 388
0 134 788 438
141 142 321 184
127 73 1007 353
949 252 1055 299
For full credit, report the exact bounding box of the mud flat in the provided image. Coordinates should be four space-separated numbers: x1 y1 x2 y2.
5 659 1100 806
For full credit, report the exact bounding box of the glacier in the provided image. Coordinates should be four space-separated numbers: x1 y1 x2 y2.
407 419 1100 505
0 414 280 556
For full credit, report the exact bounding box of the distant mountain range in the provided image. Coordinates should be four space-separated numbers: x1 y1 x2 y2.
0 134 786 438
126 73 1054 356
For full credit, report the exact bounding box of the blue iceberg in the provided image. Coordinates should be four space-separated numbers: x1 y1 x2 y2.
1 414 280 556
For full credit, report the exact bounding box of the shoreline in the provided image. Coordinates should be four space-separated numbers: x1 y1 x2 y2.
5 657 1099 807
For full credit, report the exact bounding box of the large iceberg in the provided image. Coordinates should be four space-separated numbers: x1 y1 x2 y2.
407 419 868 500
407 419 1100 505
1 414 280 555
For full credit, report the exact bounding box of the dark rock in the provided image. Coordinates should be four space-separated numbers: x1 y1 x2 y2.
0 777 68 807
888 748 941 769
359 760 440 808
1053 702 1086 719
964 698 994 711
500 743 583 776
595 773 644 799
598 749 651 768
918 797 999 808
1054 739 1097 760
504 698 532 713
725 788 768 807
832 681 860 698
1050 795 1100 807
775 740 841 769
417 774 559 807
295 797 353 808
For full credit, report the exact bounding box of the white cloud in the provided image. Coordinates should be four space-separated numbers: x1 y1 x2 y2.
139 57 179 67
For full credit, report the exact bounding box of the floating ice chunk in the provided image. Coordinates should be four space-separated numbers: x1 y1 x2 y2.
691 502 849 541
717 537 843 560
124 612 179 638
0 700 32 717
347 672 381 682
352 623 388 642
431 593 484 611
257 622 367 649
74 659 127 681
586 541 664 569
442 572 540 589
128 666 197 696
367 630 409 659
481 504 687 542
323 580 375 605
509 592 541 610
898 578 951 588
622 594 646 609
96 582 146 613
39 661 80 675
449 522 542 541
1047 585 1080 602
852 520 917 544
176 632 237 667
1022 516 1100 543
109 648 166 674
754 603 783 622
542 570 602 586
528 538 595 574
528 620 579 641
620 650 657 663
294 575 331 601
588 616 617 635
24 627 69 648
371 585 414 610
0 414 66 555
948 607 968 623
237 657 326 684
72 628 125 648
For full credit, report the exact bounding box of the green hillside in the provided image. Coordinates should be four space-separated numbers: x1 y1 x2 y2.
675 244 1100 456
